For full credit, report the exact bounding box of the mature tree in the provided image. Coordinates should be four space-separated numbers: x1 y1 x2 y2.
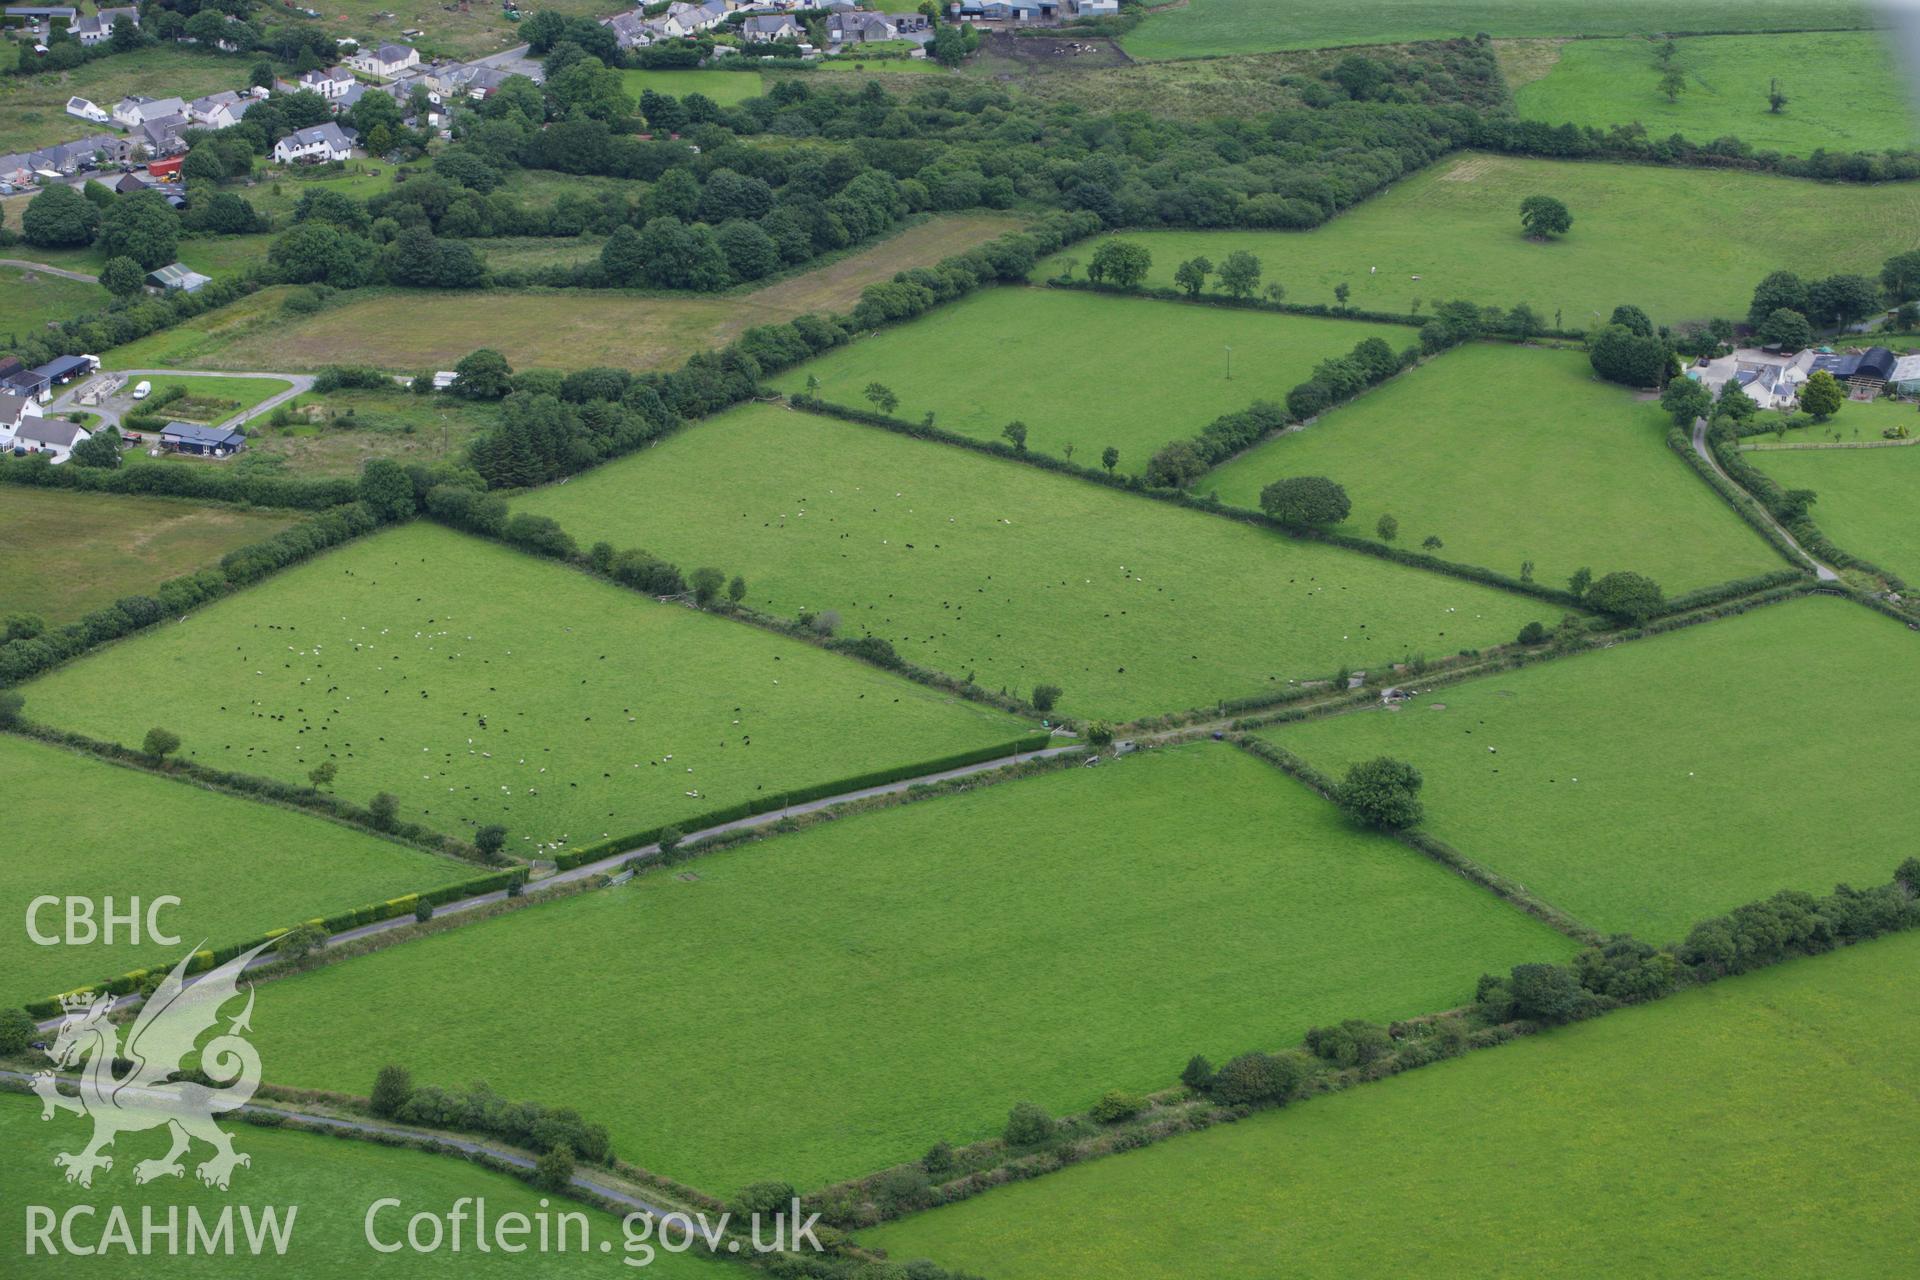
474 824 508 857
1767 77 1788 114
1882 249 1920 304
0 688 26 728
1260 475 1350 528
98 255 146 297
1659 66 1687 102
1335 757 1423 829
1031 683 1061 712
534 1144 576 1193
98 191 180 270
1588 323 1671 388
1585 571 1664 623
1800 368 1844 421
1518 194 1572 239
0 1006 37 1056
1747 270 1809 327
1334 281 1351 307
453 349 514 400
864 382 899 415
1001 420 1028 452
690 566 726 605
1375 513 1398 542
21 184 100 248
368 792 401 831
269 222 372 288
1608 303 1653 337
1003 1102 1054 1147
1173 255 1211 298
1508 963 1587 1024
1806 274 1880 327
359 458 418 522
1101 446 1120 474
1568 566 1593 598
1756 306 1811 351
1658 375 1713 427
1216 249 1262 299
1086 239 1150 288
142 727 182 762
70 425 122 469
308 760 338 789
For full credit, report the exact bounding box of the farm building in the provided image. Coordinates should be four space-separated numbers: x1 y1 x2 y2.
147 262 211 293
1890 354 1920 397
1812 346 1897 396
4 369 52 404
12 416 90 463
33 354 98 387
159 422 246 456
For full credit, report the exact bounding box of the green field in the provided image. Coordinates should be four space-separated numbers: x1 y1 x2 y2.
771 287 1409 473
513 402 1545 719
230 388 500 478
619 69 765 106
0 47 254 150
1035 153 1920 325
0 486 294 624
1203 343 1782 593
1514 33 1918 155
1123 0 1875 59
8 234 275 284
866 927 1920 1279
0 1093 727 1277
0 265 103 333
0 735 466 1008
1751 440 1920 582
138 374 294 426
21 522 1031 848
242 743 1574 1193
1272 596 1919 941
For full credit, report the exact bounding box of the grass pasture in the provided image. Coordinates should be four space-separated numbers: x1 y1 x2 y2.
1514 33 1917 156
1035 153 1920 325
0 486 294 624
0 736 463 1009
1202 343 1782 593
0 1094 729 1278
0 264 103 333
1271 596 1920 941
619 69 766 105
1122 0 1876 60
770 286 1410 472
21 522 1030 848
1750 439 1920 582
865 927 1920 1279
242 742 1575 1193
513 402 1545 719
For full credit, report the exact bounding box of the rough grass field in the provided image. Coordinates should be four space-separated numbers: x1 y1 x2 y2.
22 522 1030 848
1271 596 1918 941
242 743 1575 1193
229 388 500 477
0 1094 728 1277
0 47 251 149
1750 440 1920 582
0 736 463 1008
770 287 1409 472
1514 33 1917 155
1202 343 1781 592
0 486 293 624
7 234 275 285
619 68 765 105
1122 0 1875 60
865 927 1920 1279
152 215 1023 373
514 402 1545 719
0 264 102 333
1036 153 1920 325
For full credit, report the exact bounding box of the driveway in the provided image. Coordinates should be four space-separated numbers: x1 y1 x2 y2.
46 368 314 435
0 257 98 284
1691 415 1840 582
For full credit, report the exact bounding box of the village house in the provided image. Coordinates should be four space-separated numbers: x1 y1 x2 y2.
741 12 803 42
12 416 90 463
187 87 266 130
829 9 929 43
661 0 728 35
281 65 356 100
160 421 245 457
68 4 135 43
346 41 421 79
601 9 668 47
64 95 109 124
133 112 191 156
24 133 128 177
111 95 186 129
0 390 29 441
272 121 358 164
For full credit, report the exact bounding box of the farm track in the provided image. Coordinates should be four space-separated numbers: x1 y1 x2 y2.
0 258 99 284
1691 415 1841 581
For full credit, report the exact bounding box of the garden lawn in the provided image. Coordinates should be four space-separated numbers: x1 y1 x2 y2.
1122 0 1875 59
1202 343 1782 593
0 1093 728 1277
770 286 1409 472
1271 595 1920 942
0 736 467 1009
0 487 293 624
865 927 1920 1280
0 265 102 333
513 402 1545 719
1514 33 1917 156
619 69 766 105
1034 153 1920 325
243 742 1575 1194
1750 440 1920 583
20 523 1031 849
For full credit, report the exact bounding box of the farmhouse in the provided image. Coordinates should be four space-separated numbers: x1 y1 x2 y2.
346 42 420 79
273 122 357 164
111 94 186 129
12 416 90 463
159 421 246 456
147 262 211 293
64 95 109 123
67 5 135 43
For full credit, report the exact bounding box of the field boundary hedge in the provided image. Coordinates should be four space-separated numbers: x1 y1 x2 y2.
0 452 357 510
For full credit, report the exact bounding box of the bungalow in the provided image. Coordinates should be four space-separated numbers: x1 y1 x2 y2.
147 262 211 292
272 121 357 164
346 42 420 79
64 95 110 124
188 88 264 130
34 354 98 386
68 5 135 43
111 94 186 129
160 421 245 456
742 13 802 41
13 416 90 463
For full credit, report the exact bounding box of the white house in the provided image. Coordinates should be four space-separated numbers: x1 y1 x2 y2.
346 42 420 79
602 9 669 47
1696 347 1814 412
64 96 109 123
0 391 29 441
68 4 135 42
13 416 90 463
661 0 727 34
272 121 357 164
187 87 265 130
284 65 356 100
111 95 185 129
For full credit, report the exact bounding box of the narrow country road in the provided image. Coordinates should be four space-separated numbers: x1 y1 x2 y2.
46 369 314 435
0 257 99 284
0 1069 678 1219
1691 416 1841 582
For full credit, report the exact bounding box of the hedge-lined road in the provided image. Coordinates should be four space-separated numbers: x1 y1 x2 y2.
45 369 313 435
1690 416 1841 582
34 736 1081 1031
0 258 100 284
0 1068 680 1220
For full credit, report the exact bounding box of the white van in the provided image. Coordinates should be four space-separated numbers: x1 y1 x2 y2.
131 380 151 400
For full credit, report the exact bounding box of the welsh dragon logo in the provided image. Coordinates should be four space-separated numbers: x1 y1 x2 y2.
32 942 272 1191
